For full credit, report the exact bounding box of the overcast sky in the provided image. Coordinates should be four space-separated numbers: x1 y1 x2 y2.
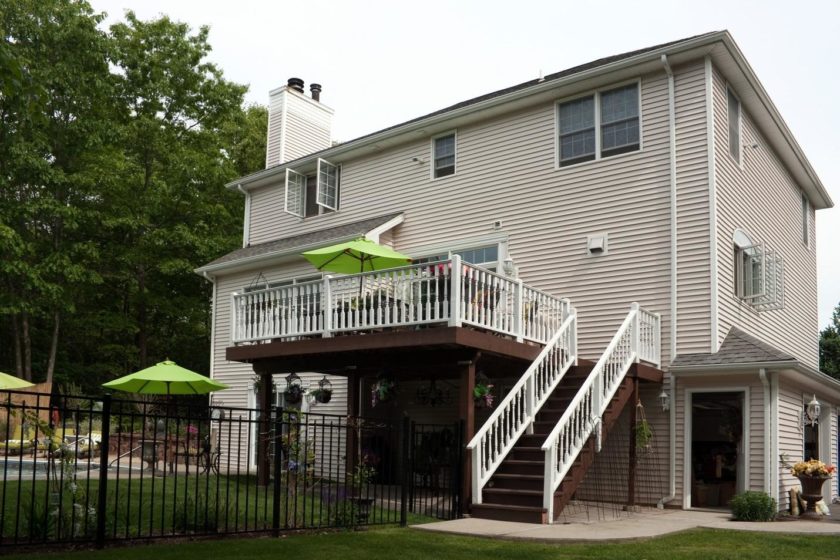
90 0 840 330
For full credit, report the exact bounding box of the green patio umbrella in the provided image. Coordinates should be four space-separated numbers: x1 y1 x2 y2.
102 360 228 395
0 371 34 390
302 238 412 274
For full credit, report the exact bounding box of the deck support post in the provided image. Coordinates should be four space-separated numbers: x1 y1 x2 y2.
458 352 479 511
346 371 360 476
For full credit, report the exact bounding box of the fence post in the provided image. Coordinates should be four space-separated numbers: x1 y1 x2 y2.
322 276 333 338
514 279 524 342
631 302 640 363
272 409 283 536
448 255 462 327
400 416 410 527
95 394 111 548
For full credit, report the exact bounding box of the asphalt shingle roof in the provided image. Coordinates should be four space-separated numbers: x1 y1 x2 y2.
671 327 796 367
200 211 403 270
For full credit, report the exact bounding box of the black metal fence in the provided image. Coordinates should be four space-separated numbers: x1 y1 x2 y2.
0 391 461 549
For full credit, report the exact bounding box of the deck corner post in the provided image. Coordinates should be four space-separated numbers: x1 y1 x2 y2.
449 255 462 327
322 275 333 338
514 278 524 342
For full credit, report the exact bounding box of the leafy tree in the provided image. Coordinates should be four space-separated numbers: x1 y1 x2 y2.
0 0 113 382
820 303 840 380
0 3 266 390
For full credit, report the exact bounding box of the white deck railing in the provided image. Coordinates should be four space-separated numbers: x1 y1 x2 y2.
466 308 577 504
540 303 660 521
230 255 569 345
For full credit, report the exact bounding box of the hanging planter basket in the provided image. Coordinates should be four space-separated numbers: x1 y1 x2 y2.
635 401 653 450
371 375 395 407
312 376 333 404
284 373 304 405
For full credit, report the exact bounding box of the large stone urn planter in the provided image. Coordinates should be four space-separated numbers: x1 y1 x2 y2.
798 475 830 519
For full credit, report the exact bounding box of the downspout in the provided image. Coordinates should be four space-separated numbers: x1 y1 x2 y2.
759 368 771 495
657 372 677 508
770 371 779 507
237 184 250 248
657 53 678 510
202 270 218 405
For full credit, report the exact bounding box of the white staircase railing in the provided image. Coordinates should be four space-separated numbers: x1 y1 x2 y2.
466 306 577 504
541 303 660 521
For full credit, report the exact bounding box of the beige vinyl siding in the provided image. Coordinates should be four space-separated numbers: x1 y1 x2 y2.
674 62 712 354
777 381 803 511
712 66 819 367
244 66 721 364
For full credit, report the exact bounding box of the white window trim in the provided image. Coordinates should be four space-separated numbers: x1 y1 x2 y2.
554 78 643 170
726 85 743 167
409 233 509 264
284 168 306 218
430 130 457 181
316 158 339 211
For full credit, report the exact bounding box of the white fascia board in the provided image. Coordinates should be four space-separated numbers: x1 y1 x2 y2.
226 33 729 192
671 360 840 396
364 214 404 243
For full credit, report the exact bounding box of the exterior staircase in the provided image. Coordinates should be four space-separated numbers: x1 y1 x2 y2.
471 365 636 523
467 303 662 524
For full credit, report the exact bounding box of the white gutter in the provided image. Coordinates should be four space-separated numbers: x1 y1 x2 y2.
759 368 771 494
661 54 678 365
237 184 250 248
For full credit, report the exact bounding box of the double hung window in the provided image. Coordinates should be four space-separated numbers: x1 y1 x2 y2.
558 83 640 166
433 133 456 178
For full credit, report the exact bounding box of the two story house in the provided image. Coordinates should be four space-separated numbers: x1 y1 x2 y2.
196 31 838 523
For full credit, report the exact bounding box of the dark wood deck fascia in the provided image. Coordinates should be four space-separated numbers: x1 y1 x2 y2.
226 327 542 373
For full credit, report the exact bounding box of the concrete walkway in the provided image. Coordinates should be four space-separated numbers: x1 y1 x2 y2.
414 507 840 542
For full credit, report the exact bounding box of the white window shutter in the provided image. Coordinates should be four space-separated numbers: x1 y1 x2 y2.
316 158 339 211
285 169 305 217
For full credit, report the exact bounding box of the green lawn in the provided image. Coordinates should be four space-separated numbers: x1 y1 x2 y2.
3 527 840 560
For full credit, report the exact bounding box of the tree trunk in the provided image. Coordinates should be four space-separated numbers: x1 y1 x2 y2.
46 310 60 384
137 266 148 368
12 314 23 377
21 311 32 381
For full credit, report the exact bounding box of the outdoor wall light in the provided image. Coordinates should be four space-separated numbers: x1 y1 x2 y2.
805 394 821 426
658 388 670 412
502 257 517 277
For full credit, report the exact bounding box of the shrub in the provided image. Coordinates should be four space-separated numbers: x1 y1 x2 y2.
730 491 776 521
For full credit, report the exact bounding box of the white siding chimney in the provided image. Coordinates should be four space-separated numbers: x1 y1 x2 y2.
265 78 334 168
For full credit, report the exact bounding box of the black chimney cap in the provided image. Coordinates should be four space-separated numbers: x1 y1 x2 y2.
287 77 304 93
310 83 322 101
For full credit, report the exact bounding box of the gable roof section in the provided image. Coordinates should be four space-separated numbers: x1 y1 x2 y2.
672 326 795 368
196 211 404 275
229 31 831 209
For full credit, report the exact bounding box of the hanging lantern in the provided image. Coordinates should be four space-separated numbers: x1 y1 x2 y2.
658 388 670 412
805 394 821 427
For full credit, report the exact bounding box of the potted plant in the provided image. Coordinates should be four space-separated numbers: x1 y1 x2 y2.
473 383 495 408
371 376 395 407
311 376 333 404
634 418 653 450
790 459 836 519
283 373 303 405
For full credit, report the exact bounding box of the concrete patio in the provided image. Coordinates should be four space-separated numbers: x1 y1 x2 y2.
414 504 840 542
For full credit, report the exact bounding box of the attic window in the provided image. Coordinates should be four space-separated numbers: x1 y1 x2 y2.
733 229 784 311
284 163 340 218
433 133 456 179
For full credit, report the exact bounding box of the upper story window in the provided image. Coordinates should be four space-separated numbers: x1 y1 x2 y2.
558 82 640 167
284 158 340 218
433 133 456 179
801 192 810 247
727 88 741 163
415 244 499 272
733 229 784 312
